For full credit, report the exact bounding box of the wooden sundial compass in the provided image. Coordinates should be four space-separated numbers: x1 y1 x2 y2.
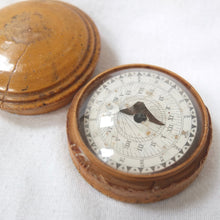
67 64 212 203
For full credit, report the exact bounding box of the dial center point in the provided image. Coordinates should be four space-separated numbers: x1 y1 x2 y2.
134 113 147 123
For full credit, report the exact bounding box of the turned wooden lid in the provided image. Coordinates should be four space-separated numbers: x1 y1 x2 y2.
0 0 100 115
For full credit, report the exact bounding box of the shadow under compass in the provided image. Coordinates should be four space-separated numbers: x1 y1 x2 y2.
0 104 69 129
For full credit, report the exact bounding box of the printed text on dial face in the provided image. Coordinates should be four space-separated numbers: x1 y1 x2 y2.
84 71 197 174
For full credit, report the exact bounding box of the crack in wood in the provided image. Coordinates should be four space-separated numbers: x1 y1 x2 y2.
0 43 30 107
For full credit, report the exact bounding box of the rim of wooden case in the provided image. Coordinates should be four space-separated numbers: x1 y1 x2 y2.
0 0 100 115
67 64 212 203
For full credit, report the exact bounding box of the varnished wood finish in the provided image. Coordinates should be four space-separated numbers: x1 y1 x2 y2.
0 0 100 114
67 64 212 203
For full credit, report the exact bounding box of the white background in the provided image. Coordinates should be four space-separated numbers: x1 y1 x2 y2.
0 0 220 219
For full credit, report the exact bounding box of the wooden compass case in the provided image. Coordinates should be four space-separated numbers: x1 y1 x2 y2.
67 64 212 203
0 0 100 115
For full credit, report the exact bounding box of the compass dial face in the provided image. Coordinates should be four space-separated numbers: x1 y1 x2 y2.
80 69 202 174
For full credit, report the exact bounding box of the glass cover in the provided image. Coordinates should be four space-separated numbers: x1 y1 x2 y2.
78 68 203 174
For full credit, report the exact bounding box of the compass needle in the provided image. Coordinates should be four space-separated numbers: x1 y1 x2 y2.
120 101 164 125
120 107 134 115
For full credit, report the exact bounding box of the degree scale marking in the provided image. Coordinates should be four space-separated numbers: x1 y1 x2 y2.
84 71 198 174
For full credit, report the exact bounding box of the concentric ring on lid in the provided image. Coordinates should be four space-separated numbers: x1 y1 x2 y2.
0 0 100 114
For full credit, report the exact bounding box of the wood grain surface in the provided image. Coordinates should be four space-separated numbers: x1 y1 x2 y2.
0 0 100 114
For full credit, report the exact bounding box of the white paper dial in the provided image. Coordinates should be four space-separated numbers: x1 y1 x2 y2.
83 70 198 174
